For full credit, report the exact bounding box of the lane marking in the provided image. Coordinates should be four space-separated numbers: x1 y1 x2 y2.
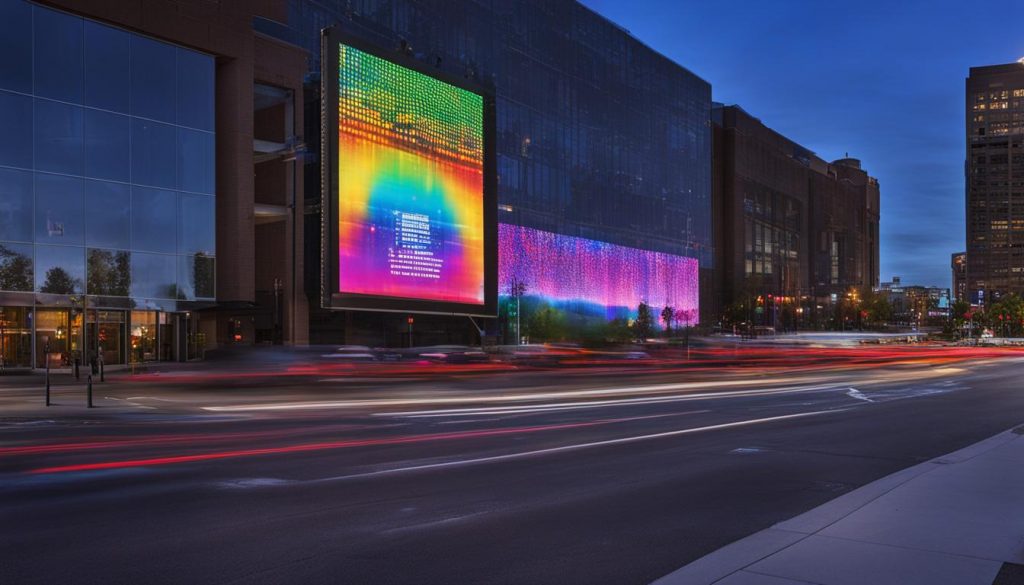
197 383 839 413
200 366 967 413
845 388 874 403
25 411 697 475
380 385 845 418
265 409 843 486
199 377 829 412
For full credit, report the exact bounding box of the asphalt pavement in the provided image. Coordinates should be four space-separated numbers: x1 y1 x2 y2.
2 353 1024 584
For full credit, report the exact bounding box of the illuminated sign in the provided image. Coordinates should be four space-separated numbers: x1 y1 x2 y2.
321 29 496 316
498 224 699 321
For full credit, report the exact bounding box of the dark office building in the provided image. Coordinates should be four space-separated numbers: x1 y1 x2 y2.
0 0 307 369
951 251 967 302
260 0 713 343
965 62 1024 306
0 0 715 364
713 104 880 328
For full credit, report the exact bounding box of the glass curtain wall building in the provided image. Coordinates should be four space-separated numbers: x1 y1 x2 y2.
260 0 712 343
0 1 215 369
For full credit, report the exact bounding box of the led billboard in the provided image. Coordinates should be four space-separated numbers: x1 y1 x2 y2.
498 224 699 322
321 29 497 316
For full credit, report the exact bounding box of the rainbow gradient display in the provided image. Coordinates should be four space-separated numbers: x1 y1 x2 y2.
498 224 699 322
336 43 485 305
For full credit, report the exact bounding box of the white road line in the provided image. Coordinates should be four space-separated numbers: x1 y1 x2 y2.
845 388 874 402
381 385 844 418
204 382 841 413
202 367 966 413
244 409 842 486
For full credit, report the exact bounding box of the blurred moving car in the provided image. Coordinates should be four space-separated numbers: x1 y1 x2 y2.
321 345 377 361
417 345 490 363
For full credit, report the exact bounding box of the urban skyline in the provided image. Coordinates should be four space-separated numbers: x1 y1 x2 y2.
584 0 1024 288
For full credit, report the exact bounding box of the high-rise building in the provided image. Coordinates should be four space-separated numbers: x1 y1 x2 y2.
713 105 880 329
965 62 1024 306
951 251 967 302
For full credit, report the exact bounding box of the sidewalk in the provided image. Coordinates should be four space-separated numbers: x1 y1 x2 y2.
653 426 1024 585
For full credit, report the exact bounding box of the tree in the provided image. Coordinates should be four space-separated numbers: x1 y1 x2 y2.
859 288 892 328
525 304 566 342
660 305 674 337
674 307 697 329
193 252 215 298
633 302 654 341
989 294 1024 337
950 299 971 335
0 245 32 292
40 266 79 294
87 249 130 296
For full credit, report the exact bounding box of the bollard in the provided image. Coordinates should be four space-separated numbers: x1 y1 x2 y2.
100 358 105 382
45 363 51 406
74 357 80 381
87 374 93 408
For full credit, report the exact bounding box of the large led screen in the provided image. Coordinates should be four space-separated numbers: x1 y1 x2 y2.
323 30 496 316
498 224 699 322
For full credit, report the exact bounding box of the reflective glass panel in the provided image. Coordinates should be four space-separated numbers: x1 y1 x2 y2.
84 20 129 113
33 5 84 103
0 91 33 169
84 109 129 182
131 118 176 188
176 48 214 131
35 174 85 245
0 168 33 243
131 187 176 253
0 305 32 368
176 128 215 194
0 241 33 292
178 253 215 300
35 99 84 175
178 193 215 255
35 244 84 294
86 248 130 296
85 181 130 249
130 252 176 299
130 35 175 123
0 1 32 93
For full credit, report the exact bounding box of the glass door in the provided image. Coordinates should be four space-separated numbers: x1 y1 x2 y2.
88 310 125 366
0 307 32 369
130 310 157 363
35 309 69 369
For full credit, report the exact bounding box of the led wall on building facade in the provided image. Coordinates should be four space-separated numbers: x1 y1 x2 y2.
498 224 699 322
322 31 497 316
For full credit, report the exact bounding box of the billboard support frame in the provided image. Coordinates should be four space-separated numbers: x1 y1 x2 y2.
320 26 498 318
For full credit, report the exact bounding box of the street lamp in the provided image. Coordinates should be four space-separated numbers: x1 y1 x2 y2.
508 278 527 345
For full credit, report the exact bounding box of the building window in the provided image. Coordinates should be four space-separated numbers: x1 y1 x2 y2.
0 2 216 310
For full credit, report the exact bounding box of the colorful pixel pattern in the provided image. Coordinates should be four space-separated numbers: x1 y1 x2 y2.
498 224 699 322
336 43 485 305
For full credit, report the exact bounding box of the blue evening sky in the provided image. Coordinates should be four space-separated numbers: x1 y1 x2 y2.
582 0 1024 288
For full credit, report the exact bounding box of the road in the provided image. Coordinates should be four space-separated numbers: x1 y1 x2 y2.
2 353 1024 584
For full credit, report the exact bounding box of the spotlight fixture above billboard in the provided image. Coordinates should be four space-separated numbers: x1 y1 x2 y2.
320 27 497 316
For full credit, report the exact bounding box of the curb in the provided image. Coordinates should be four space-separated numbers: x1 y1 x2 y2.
651 427 1023 585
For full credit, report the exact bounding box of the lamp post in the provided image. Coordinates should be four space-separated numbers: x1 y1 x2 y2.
0 310 6 374
273 277 283 345
508 278 527 345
